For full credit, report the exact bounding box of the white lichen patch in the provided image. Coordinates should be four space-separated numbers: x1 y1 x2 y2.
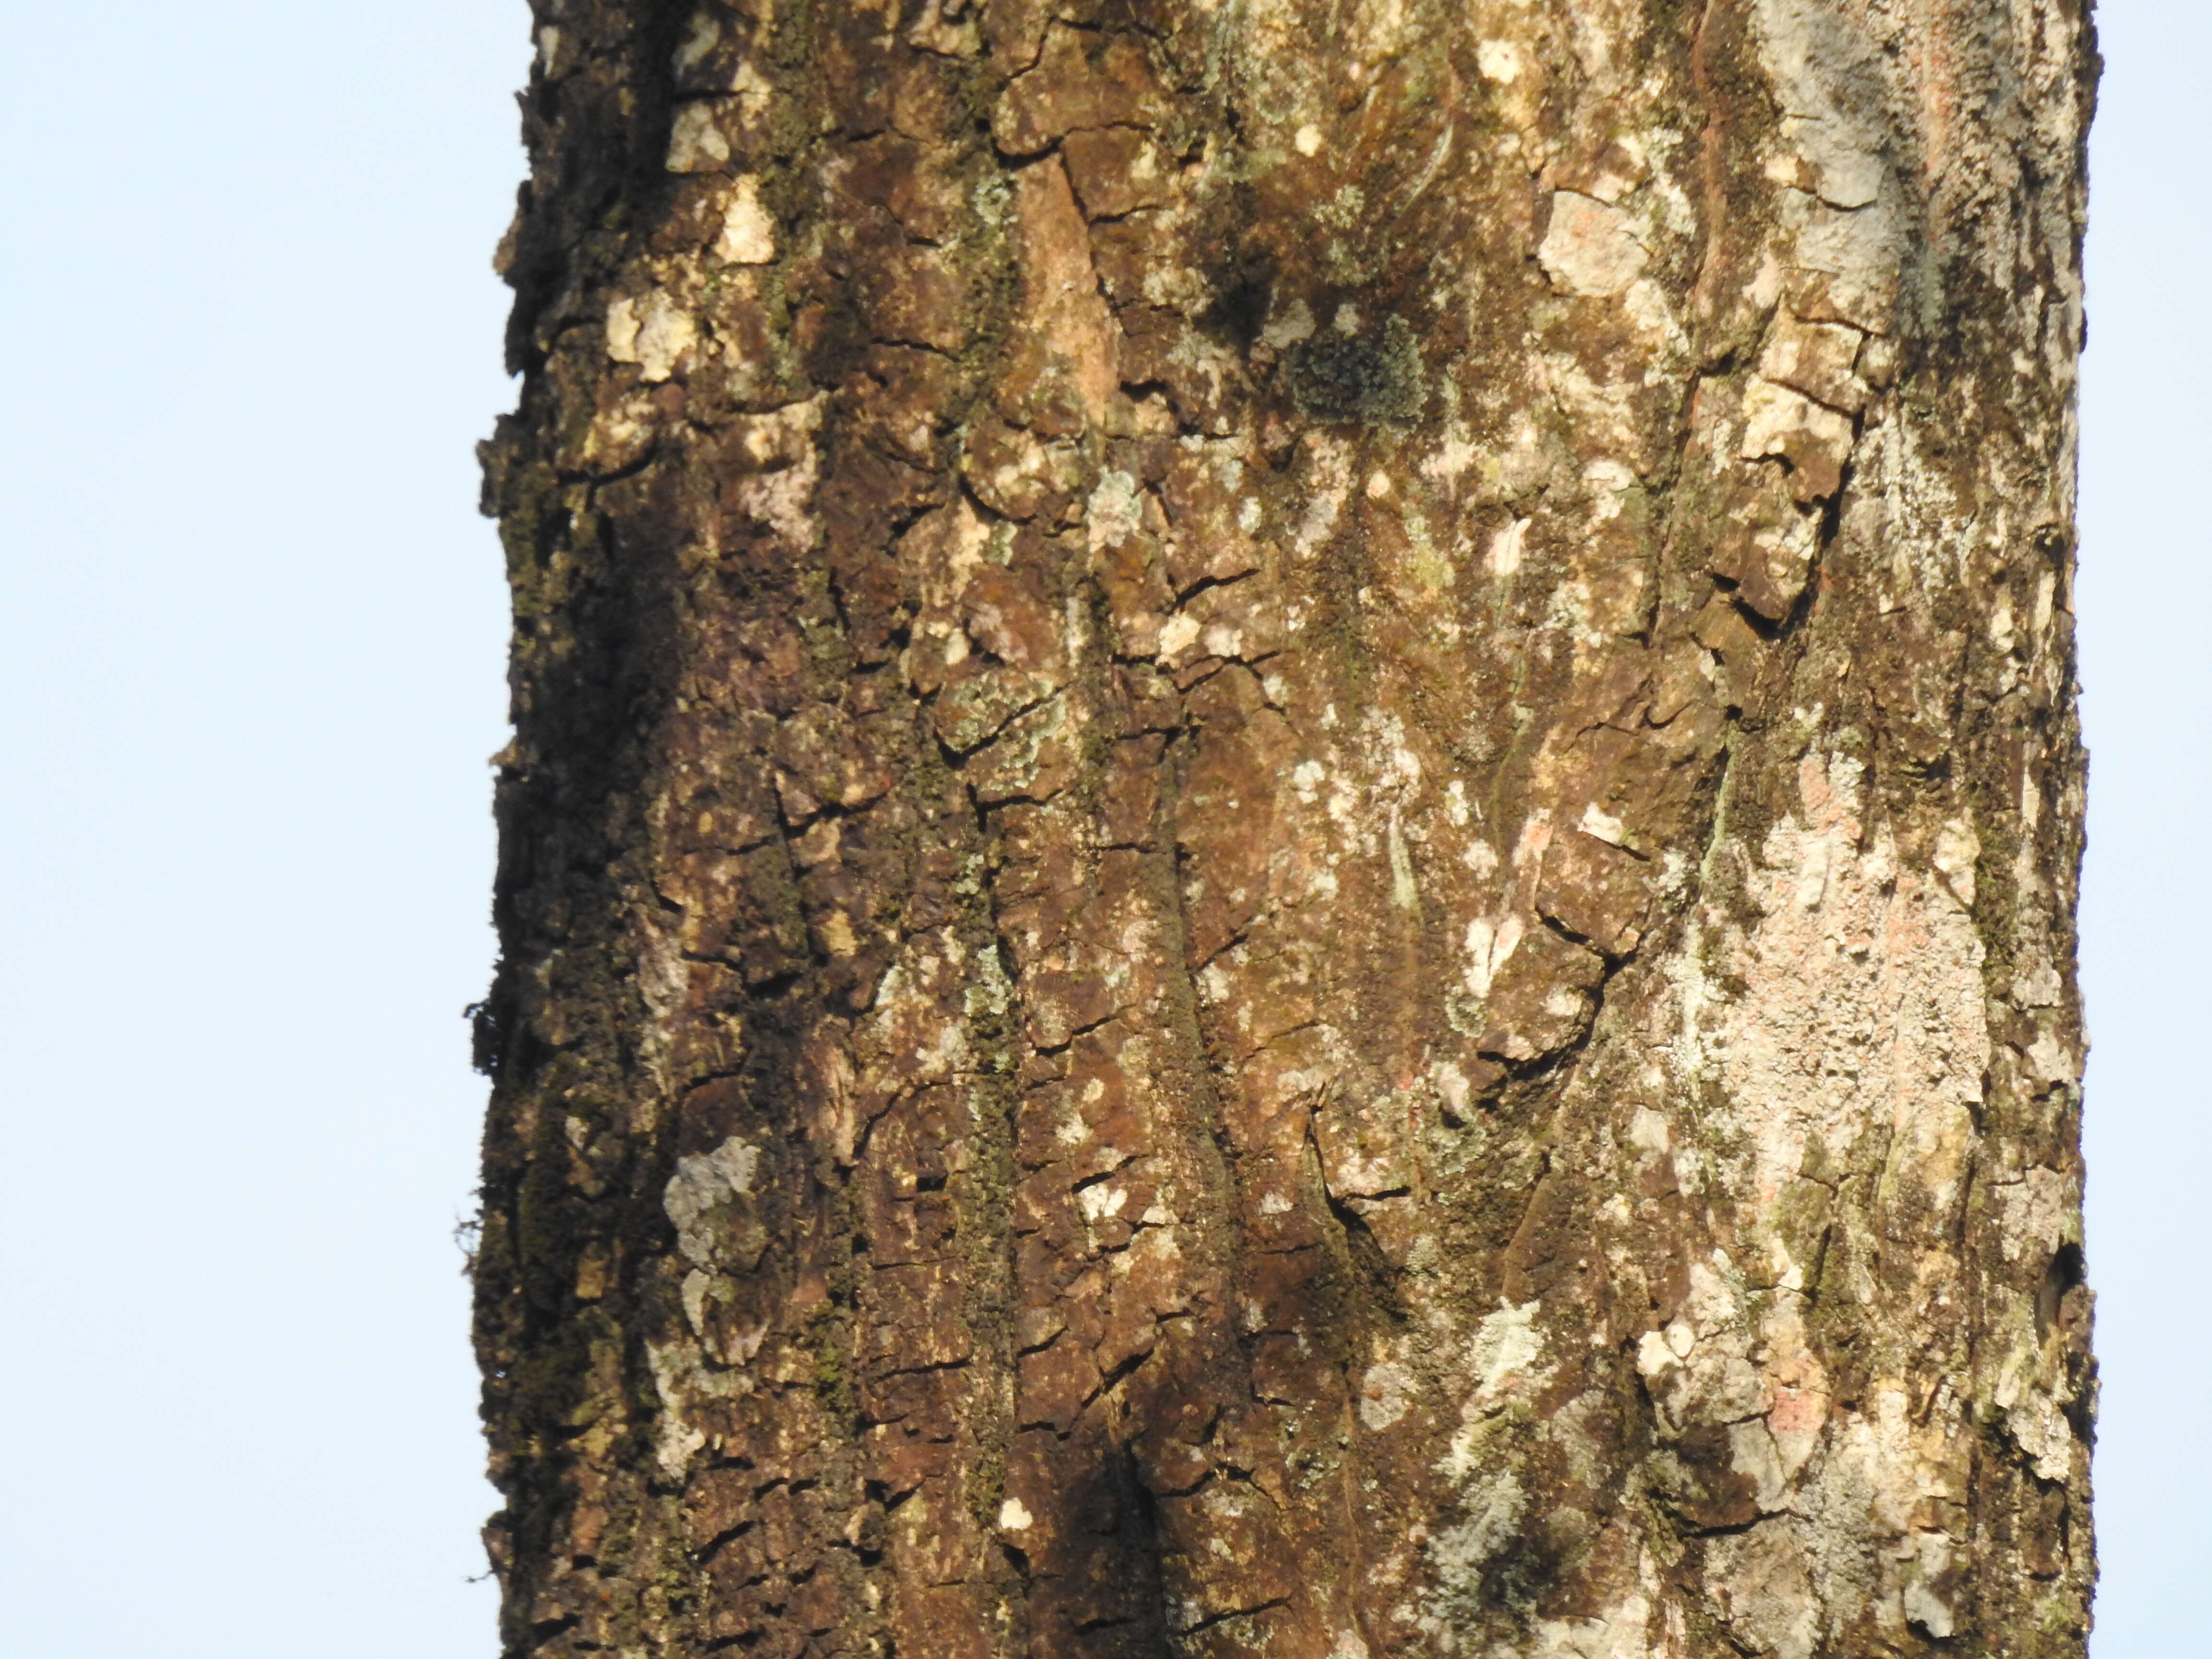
646 1335 750 1477
673 12 720 75
1486 517 1528 578
1991 1337 2080 1482
1754 0 1891 207
1359 1359 1415 1430
1085 468 1144 554
663 1135 763 1266
854 929 982 1092
1476 38 1524 84
1433 1060 1473 1117
1428 1470 1526 1587
1077 1179 1130 1223
1294 437 1352 557
1578 801 1627 845
723 425 823 552
666 101 732 172
715 175 777 264
1419 425 1491 489
1466 1301 1545 1406
606 291 698 383
1530 1587 1650 1659
1538 191 1649 298
1902 1530 1958 1637
1704 1525 1818 1659
1387 811 1419 910
1261 296 1316 350
1740 379 1853 477
1460 913 1524 1000
1156 612 1203 658
1673 747 1989 1230
1994 1166 2075 1263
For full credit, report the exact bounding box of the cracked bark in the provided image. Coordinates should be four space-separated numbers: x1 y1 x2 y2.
474 2 2097 1656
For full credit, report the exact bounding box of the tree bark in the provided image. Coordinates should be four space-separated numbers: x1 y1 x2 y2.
474 3 2097 1656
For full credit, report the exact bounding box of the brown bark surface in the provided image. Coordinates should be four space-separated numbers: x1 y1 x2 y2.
473 3 2098 1655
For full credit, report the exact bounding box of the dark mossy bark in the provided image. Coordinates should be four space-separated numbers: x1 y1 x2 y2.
474 3 2098 1655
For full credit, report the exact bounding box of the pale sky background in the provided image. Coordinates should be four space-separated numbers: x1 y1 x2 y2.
0 4 2199 1654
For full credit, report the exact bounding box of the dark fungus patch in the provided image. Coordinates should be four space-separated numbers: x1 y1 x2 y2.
1282 317 1425 424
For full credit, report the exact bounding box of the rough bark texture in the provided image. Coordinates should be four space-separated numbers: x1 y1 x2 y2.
474 3 2097 1656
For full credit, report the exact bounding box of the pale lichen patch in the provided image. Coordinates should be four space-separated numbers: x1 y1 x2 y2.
666 102 732 172
1486 517 1529 578
1358 1359 1414 1430
1085 469 1143 555
1578 801 1627 845
715 175 777 264
1530 1587 1650 1659
673 11 720 75
1261 296 1316 350
1538 191 1649 298
664 1135 762 1267
1460 913 1523 1000
1740 379 1854 499
606 291 698 383
1476 38 1523 84
1427 1469 1526 1596
1466 1299 1545 1405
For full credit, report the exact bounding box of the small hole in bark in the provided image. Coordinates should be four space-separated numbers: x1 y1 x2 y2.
1200 254 1276 350
2036 1240 2086 1341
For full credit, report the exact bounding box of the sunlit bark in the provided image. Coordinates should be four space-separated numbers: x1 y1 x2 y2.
474 3 2097 1654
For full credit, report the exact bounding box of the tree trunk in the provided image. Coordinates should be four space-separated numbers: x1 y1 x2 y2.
474 2 2097 1656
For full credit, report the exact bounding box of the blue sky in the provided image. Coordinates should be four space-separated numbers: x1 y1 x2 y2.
0 4 2199 1654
